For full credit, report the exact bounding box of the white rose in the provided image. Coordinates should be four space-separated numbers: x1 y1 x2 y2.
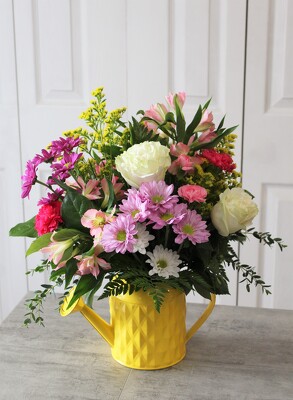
115 141 171 188
211 188 258 237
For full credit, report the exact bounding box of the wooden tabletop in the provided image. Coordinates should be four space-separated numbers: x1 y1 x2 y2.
0 294 293 400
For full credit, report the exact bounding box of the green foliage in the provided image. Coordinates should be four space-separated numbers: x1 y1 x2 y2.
248 228 287 251
26 233 52 256
24 278 63 327
9 216 38 238
61 187 95 231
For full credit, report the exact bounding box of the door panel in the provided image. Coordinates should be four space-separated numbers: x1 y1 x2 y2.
239 0 293 309
0 0 27 323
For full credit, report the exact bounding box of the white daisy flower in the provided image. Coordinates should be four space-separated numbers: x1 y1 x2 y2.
133 223 155 254
146 245 181 278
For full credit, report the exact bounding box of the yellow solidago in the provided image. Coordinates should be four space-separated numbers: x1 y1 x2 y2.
217 133 238 156
91 87 104 98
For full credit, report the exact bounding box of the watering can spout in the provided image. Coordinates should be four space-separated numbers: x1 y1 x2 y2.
60 287 114 347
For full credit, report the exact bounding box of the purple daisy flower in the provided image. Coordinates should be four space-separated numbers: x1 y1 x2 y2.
37 188 64 206
173 209 210 245
51 152 82 181
33 148 56 165
21 160 38 198
119 189 150 222
139 181 178 214
101 214 137 254
149 203 188 230
50 136 81 154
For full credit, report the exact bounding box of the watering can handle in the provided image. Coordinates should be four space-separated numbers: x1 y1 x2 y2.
185 294 216 343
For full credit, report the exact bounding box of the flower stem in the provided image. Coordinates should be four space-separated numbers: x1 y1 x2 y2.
35 179 56 193
164 226 170 248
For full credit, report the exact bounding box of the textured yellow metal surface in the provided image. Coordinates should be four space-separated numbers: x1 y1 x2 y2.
60 287 216 370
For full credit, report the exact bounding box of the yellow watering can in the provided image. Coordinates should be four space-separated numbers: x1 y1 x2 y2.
60 287 216 370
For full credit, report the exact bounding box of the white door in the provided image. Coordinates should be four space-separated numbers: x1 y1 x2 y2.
2 0 252 320
0 0 27 323
239 0 293 309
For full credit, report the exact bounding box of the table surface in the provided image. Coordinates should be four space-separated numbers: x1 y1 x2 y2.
0 294 293 400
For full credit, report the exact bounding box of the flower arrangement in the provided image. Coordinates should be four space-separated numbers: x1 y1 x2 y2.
10 87 285 326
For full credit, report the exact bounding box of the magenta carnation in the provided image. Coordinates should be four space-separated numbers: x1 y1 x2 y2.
35 201 63 236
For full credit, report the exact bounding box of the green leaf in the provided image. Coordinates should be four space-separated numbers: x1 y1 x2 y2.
184 105 202 144
53 229 84 242
68 274 99 308
174 95 186 142
192 125 238 151
26 233 52 256
65 259 78 288
9 216 38 238
193 283 211 300
202 98 212 110
50 267 66 280
61 188 95 231
85 275 104 308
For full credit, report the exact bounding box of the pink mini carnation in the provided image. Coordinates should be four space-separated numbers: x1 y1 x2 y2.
178 185 207 203
35 201 63 236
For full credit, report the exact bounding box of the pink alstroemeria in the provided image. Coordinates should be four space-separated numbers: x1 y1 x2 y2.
66 177 101 200
21 160 38 199
144 103 168 123
101 176 124 208
144 103 169 132
198 129 217 144
41 234 76 267
168 154 204 175
166 92 186 109
197 110 215 132
76 246 111 278
173 209 210 245
81 209 113 239
170 142 190 157
101 214 137 254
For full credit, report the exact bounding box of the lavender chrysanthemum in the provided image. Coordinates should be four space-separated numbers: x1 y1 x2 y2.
119 189 150 222
101 214 137 254
149 202 188 229
139 180 178 214
173 209 210 245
